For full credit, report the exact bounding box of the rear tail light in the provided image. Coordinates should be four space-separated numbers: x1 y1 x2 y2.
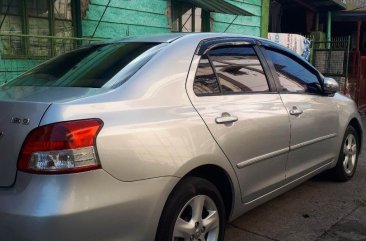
18 119 103 174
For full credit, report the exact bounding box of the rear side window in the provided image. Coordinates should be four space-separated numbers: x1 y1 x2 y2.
266 49 322 94
209 46 269 94
4 42 165 88
193 55 221 96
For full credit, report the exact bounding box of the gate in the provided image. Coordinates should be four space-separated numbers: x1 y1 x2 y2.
311 36 351 95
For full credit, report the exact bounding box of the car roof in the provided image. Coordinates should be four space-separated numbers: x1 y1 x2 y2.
105 33 294 55
101 33 296 51
102 33 316 72
106 33 185 43
106 32 266 43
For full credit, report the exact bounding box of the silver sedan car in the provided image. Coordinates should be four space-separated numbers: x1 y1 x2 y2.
0 33 363 241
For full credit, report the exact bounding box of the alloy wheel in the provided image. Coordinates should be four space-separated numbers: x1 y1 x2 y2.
173 195 220 241
343 133 357 175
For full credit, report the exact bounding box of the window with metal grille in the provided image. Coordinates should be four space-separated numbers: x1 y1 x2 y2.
0 0 77 59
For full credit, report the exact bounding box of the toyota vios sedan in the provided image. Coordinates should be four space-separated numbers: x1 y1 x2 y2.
0 33 363 241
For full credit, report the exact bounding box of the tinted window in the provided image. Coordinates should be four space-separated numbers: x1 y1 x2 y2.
209 46 269 93
267 49 322 94
193 55 220 96
5 42 164 88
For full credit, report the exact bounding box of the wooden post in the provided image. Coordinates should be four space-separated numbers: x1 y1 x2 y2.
356 21 361 78
192 6 195 32
71 0 83 48
305 11 315 34
315 13 319 32
326 11 331 49
48 0 55 56
356 21 361 52
356 21 362 106
21 0 29 56
72 0 82 38
261 0 269 38
201 10 210 32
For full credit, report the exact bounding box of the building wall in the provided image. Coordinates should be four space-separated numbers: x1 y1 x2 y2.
213 0 263 36
0 0 267 85
82 0 265 38
0 59 44 85
82 0 170 38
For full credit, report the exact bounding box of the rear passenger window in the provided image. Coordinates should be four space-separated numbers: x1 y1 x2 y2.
266 49 322 94
209 46 269 93
193 55 220 96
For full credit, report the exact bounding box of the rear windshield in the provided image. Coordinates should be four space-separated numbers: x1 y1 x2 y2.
3 42 166 88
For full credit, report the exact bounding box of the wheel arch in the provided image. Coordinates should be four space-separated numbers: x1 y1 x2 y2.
349 118 363 154
183 164 235 220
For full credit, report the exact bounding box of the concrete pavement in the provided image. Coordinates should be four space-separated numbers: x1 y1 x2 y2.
225 117 366 241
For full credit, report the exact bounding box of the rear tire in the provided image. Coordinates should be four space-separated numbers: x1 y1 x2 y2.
329 126 359 182
155 177 226 241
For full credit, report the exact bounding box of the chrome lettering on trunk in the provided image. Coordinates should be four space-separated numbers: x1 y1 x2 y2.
11 117 30 125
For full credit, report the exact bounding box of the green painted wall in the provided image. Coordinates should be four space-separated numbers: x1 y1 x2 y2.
0 59 43 85
82 0 170 38
82 0 267 38
0 0 269 85
212 0 263 36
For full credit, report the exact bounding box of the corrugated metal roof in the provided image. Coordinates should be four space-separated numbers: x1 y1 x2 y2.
347 0 366 11
276 0 346 11
173 0 254 16
331 0 347 8
307 0 346 10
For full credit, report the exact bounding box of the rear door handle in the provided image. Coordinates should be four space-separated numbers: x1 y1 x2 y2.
215 113 238 124
289 106 303 116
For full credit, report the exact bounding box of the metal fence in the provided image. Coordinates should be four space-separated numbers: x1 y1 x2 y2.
311 36 351 93
0 33 106 84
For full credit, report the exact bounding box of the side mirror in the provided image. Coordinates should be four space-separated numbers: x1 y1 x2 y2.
323 77 339 95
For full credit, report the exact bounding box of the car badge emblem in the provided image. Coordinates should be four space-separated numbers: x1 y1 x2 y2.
11 117 30 125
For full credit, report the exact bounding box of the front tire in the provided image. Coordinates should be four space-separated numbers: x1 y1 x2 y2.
329 125 359 181
155 177 226 241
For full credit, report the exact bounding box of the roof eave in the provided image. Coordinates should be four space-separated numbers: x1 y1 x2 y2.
173 0 254 16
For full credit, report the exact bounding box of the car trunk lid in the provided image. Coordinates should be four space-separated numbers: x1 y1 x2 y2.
0 100 50 187
0 86 110 187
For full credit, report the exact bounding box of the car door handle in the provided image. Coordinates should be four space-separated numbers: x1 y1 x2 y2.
289 106 303 116
215 113 238 124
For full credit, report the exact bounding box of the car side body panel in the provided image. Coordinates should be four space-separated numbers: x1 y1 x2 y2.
39 34 239 182
39 34 244 221
0 170 179 241
186 54 291 203
229 93 363 221
257 40 363 170
280 93 340 182
331 93 363 160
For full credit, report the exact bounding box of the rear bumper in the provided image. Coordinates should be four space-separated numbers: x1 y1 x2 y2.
0 170 179 241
